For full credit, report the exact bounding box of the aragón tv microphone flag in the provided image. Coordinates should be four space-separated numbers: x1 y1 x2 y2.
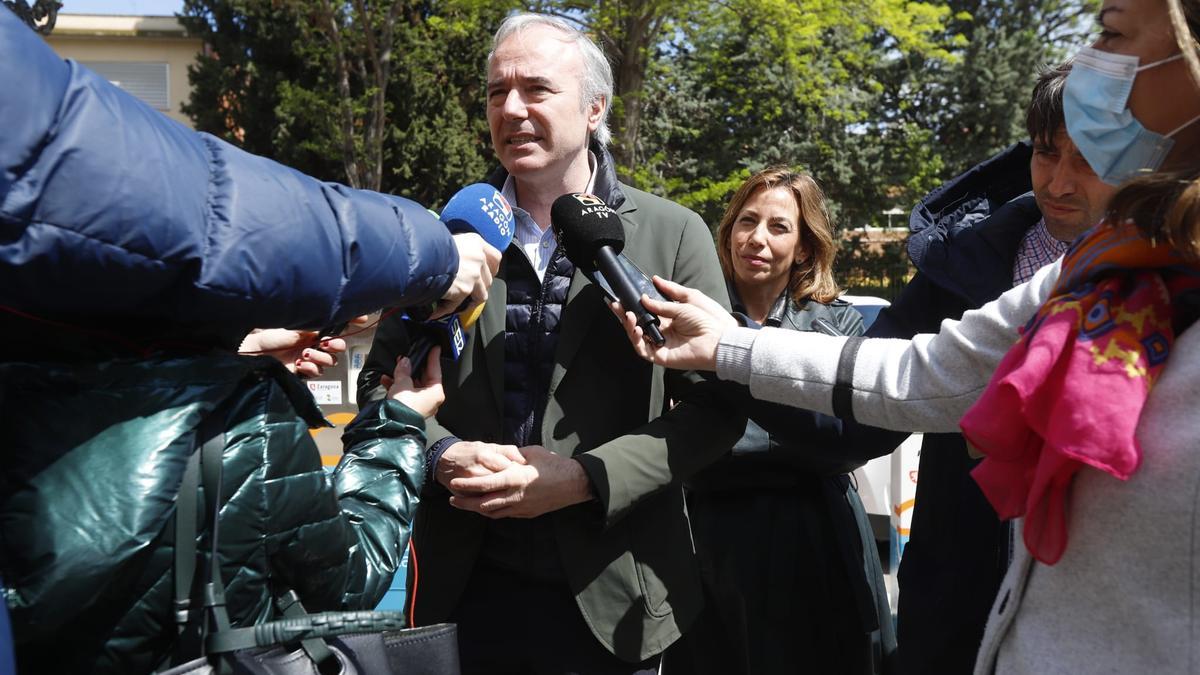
406 184 515 372
551 192 666 346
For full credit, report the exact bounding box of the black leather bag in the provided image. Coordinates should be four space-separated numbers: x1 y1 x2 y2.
157 420 459 675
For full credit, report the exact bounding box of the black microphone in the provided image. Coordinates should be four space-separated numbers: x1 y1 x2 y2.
551 193 666 347
404 302 477 375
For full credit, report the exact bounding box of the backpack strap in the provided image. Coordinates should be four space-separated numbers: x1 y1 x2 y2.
198 424 232 637
199 426 340 674
165 413 221 667
172 443 200 635
167 407 342 675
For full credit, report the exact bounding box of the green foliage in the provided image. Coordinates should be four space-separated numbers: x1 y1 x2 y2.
615 0 1097 244
180 0 336 177
884 0 1101 176
837 234 913 301
627 0 966 233
181 0 510 206
177 0 1097 276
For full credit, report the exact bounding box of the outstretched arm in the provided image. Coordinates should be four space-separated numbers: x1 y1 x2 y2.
1 11 499 336
270 353 444 611
716 259 1061 432
617 260 1061 434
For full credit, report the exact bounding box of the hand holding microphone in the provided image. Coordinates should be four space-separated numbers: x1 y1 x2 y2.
551 193 666 347
406 184 516 374
436 233 500 320
431 184 514 320
316 184 511 344
382 348 446 418
612 275 738 372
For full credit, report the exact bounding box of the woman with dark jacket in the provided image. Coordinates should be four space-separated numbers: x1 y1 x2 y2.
0 347 443 674
665 168 894 674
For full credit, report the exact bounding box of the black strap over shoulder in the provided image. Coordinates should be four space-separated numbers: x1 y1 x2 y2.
832 336 865 424
168 413 222 665
198 417 235 649
173 442 200 634
168 410 344 675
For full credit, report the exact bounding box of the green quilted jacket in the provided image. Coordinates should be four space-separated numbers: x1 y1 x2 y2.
0 353 426 674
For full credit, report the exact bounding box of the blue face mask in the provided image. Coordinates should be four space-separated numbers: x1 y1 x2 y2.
1064 46 1200 185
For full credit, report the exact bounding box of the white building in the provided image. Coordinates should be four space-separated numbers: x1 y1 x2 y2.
44 13 201 127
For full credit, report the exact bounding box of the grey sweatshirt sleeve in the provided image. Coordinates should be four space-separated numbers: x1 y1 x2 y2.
715 258 1062 433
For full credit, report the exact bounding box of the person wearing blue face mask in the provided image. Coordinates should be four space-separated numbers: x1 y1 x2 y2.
1065 43 1200 184
611 1 1200 673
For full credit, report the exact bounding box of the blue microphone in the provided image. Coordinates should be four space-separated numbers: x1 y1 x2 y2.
413 183 514 321
404 184 515 373
320 184 513 340
440 183 515 252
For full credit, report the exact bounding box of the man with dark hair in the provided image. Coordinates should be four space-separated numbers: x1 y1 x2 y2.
869 61 1117 674
1023 62 1118 276
357 13 741 673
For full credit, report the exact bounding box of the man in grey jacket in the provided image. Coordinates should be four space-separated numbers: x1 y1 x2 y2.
358 13 741 673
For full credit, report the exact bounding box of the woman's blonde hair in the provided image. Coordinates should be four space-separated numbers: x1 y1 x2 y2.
715 167 841 304
1107 0 1200 261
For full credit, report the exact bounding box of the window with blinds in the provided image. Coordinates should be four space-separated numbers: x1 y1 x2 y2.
81 61 170 110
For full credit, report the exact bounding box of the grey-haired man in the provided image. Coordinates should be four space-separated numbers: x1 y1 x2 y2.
359 13 741 673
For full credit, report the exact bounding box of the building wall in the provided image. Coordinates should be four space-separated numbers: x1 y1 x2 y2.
45 16 201 128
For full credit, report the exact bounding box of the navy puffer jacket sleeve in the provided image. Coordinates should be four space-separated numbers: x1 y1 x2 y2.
0 10 456 332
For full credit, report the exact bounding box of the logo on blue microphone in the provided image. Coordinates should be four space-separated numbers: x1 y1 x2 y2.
479 192 514 241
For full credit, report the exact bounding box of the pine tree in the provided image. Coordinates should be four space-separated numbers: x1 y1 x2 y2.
179 0 511 206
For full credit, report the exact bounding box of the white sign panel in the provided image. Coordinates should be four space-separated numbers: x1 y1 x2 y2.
307 380 343 406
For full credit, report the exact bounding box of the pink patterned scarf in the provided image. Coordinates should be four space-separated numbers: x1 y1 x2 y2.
960 221 1200 564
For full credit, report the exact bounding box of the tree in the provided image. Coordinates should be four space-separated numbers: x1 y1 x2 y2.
180 1 330 176
527 0 704 170
624 0 1100 235
625 0 962 231
531 0 959 179
285 0 407 190
180 0 511 205
880 0 1099 176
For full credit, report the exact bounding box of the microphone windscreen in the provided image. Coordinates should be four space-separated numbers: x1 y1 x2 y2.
551 193 624 272
440 183 515 251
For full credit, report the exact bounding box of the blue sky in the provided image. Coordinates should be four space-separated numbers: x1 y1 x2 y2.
63 0 183 15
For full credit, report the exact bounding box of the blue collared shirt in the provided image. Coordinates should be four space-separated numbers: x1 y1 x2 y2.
500 152 598 281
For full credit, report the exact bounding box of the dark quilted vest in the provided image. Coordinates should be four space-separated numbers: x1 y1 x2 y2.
501 246 574 447
480 244 575 579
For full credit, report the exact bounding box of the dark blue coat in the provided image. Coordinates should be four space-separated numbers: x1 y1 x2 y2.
867 143 1040 675
0 10 457 338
